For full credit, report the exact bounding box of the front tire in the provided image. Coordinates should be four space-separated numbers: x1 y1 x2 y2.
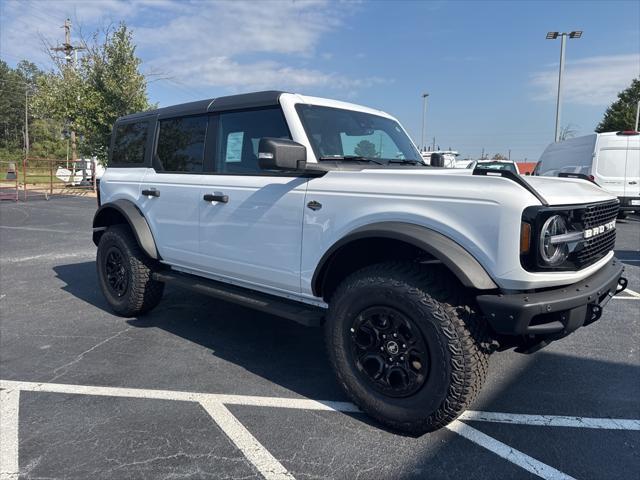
325 262 492 434
96 224 164 316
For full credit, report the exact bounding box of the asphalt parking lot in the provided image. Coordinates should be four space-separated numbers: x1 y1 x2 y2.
1 196 639 480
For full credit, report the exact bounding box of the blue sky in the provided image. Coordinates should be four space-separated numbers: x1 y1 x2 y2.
1 0 639 160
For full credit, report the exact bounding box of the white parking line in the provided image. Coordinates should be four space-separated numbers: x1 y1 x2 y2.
2 379 637 480
0 389 19 480
460 411 640 430
0 251 95 264
446 420 575 480
622 287 640 298
201 400 294 480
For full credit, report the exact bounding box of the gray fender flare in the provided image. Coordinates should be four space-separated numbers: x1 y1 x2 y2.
312 221 497 295
92 199 159 260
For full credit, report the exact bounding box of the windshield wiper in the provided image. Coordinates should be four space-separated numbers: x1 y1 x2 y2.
318 155 384 165
387 159 427 166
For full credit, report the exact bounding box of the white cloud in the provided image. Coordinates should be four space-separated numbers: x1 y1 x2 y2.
0 0 382 93
531 53 640 106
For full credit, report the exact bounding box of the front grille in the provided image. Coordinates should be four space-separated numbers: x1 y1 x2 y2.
573 200 619 268
580 200 619 229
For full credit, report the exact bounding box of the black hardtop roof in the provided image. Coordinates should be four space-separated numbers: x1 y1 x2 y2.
116 90 286 123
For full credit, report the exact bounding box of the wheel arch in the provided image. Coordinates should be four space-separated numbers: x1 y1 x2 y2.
92 199 159 260
312 221 497 300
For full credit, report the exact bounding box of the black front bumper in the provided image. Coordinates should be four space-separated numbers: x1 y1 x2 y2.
477 259 626 338
619 196 640 211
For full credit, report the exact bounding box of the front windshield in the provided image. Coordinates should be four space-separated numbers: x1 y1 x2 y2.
296 104 423 164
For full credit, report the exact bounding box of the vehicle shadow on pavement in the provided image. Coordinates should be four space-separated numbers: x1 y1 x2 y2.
53 261 345 401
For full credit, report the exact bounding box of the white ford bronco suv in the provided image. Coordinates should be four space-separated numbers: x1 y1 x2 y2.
94 91 627 434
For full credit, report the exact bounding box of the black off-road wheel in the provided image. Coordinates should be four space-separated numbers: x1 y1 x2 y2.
96 224 164 316
325 261 493 434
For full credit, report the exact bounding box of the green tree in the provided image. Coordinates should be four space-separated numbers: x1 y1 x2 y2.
354 139 378 158
0 60 62 162
35 23 152 163
491 153 508 160
596 78 640 132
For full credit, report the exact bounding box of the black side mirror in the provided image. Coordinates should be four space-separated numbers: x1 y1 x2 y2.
258 138 306 171
430 152 444 167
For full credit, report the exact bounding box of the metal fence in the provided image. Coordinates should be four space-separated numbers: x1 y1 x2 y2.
1 157 97 202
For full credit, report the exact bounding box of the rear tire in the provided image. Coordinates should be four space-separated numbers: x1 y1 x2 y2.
325 261 492 434
96 224 164 316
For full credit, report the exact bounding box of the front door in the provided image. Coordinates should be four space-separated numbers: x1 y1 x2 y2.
198 107 308 294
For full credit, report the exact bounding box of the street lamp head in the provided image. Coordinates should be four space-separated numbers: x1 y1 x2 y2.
422 93 429 98
569 31 583 38
546 32 559 39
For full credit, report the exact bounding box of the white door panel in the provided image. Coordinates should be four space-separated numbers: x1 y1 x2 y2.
625 148 639 197
139 170 204 267
595 147 627 196
199 176 308 293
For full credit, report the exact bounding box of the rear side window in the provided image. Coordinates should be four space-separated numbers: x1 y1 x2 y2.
597 149 626 177
156 115 208 173
217 107 290 174
111 121 148 165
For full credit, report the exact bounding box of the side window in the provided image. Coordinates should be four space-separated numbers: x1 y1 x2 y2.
217 107 290 174
156 115 207 172
597 149 626 177
111 121 148 165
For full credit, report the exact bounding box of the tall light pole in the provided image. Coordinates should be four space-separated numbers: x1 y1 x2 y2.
546 30 582 142
421 93 429 151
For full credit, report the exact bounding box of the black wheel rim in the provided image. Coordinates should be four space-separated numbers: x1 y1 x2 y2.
104 246 129 297
349 306 429 398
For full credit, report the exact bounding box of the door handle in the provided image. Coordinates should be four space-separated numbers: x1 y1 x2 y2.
203 193 229 203
629 181 638 185
142 188 160 197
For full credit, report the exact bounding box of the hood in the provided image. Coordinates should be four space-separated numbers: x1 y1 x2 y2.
522 176 616 206
358 167 617 207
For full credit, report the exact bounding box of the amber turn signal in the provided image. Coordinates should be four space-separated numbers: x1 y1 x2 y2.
520 222 531 254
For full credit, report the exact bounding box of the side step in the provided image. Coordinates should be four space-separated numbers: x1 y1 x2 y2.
152 270 326 327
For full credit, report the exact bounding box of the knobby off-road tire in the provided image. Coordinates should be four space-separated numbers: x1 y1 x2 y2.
96 224 164 316
325 261 492 434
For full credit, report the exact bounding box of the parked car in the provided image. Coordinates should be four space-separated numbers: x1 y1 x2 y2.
93 91 627 434
55 158 105 186
535 132 640 216
467 159 520 174
420 149 459 167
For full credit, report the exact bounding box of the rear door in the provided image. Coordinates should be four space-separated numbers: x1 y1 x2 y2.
594 135 629 197
198 107 308 294
624 137 639 199
138 114 211 268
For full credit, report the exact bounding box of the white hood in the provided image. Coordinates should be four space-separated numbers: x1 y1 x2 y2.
522 175 615 206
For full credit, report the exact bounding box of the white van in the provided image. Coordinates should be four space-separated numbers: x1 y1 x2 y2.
534 131 640 215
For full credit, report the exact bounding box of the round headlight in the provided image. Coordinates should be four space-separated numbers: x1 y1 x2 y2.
539 214 569 266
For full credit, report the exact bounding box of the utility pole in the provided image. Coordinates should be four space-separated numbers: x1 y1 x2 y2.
421 93 429 151
50 18 85 162
635 100 640 131
546 31 582 142
432 137 436 152
24 88 29 159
